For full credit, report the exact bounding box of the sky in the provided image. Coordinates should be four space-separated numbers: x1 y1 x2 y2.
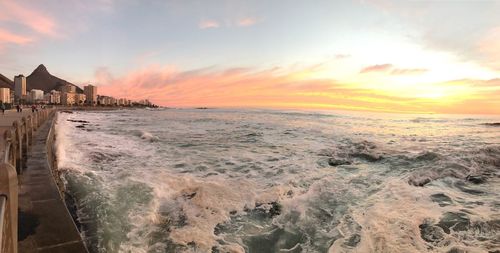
0 0 499 114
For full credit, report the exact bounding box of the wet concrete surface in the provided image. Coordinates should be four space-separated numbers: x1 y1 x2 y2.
17 118 88 253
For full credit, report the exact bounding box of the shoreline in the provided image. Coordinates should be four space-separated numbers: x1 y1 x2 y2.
17 111 88 253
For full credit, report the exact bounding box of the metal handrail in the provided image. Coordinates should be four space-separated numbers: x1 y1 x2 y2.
0 195 6 249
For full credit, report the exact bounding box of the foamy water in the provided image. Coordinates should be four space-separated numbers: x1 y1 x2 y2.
55 109 500 253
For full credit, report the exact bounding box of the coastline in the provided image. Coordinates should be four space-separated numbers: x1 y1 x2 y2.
17 111 88 253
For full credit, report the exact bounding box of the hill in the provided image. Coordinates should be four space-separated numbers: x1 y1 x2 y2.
0 73 13 89
26 64 82 93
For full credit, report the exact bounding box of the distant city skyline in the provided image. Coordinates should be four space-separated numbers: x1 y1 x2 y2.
0 0 499 114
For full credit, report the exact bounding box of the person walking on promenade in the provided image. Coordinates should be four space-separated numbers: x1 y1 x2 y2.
16 104 19 113
31 105 36 113
0 101 5 115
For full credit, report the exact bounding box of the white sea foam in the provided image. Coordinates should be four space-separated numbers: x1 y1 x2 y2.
55 109 500 253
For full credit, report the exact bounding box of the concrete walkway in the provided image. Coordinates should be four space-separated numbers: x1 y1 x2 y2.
15 114 88 253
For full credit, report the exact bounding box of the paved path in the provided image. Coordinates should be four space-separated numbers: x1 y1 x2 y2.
0 110 35 147
8 113 88 253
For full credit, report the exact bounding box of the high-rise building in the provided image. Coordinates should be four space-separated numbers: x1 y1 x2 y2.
84 84 98 105
29 89 44 102
0 88 11 103
61 92 76 105
14 75 26 99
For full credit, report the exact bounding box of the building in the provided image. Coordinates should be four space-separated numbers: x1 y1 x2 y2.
61 92 76 105
29 89 44 102
83 85 97 105
0 88 11 103
75 93 86 105
14 75 26 99
47 90 61 104
59 84 76 93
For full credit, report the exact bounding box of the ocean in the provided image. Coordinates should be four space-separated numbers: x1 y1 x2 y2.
55 108 500 253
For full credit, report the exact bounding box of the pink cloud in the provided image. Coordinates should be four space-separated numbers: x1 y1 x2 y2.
0 1 58 37
199 20 220 29
0 28 33 46
237 17 257 27
360 64 393 73
390 68 428 75
360 64 428 75
477 27 500 70
92 64 500 114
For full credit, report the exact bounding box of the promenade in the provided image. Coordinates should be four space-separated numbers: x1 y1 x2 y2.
0 109 88 253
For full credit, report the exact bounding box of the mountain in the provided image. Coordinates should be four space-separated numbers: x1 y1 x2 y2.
0 73 13 89
26 64 82 93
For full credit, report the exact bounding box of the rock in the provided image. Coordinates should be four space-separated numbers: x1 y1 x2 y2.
344 234 361 247
351 152 383 162
76 125 85 128
430 193 453 207
466 175 486 184
419 223 446 243
436 212 470 234
483 122 500 127
328 158 351 166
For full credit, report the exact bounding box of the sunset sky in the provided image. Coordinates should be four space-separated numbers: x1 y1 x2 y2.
1 0 499 114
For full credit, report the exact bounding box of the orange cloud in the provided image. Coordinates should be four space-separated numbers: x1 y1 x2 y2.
94 64 500 114
199 20 220 29
360 64 428 75
237 17 257 27
390 68 428 75
360 64 393 73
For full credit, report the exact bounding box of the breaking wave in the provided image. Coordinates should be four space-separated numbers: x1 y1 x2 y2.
55 109 500 253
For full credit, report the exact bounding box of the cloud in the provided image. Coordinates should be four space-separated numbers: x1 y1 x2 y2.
237 17 257 27
360 64 428 75
360 64 393 73
390 68 428 75
199 17 259 29
92 64 500 114
334 54 351 59
199 20 220 29
477 27 500 70
0 1 58 37
0 28 33 46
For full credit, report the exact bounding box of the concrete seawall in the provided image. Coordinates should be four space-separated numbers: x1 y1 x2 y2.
18 112 88 253
0 109 88 253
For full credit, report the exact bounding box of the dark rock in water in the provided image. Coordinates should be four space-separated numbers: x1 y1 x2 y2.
415 152 440 161
437 212 470 234
447 247 467 253
419 223 446 243
67 119 89 123
408 177 431 187
482 122 500 127
343 234 361 247
183 192 196 200
76 125 85 128
351 152 383 162
430 193 453 207
466 175 486 184
454 181 485 195
328 158 351 166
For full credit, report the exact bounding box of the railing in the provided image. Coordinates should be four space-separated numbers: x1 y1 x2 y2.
0 108 55 253
0 195 6 249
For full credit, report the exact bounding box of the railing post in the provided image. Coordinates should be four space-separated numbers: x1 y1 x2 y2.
11 122 22 175
0 163 18 253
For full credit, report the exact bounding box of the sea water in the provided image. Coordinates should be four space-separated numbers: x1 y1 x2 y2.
55 108 500 253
